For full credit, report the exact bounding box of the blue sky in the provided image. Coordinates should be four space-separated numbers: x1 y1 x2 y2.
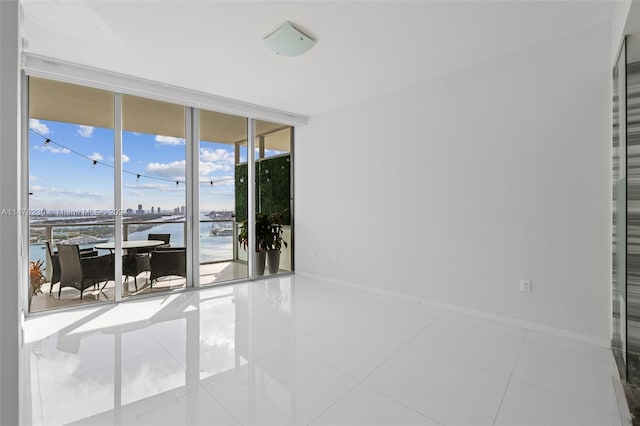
29 119 237 212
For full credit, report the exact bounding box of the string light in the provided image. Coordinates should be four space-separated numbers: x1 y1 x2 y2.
29 128 233 187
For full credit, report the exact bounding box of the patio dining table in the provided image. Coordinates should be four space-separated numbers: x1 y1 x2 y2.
94 240 165 253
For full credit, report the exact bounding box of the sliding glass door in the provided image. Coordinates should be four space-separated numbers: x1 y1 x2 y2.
27 77 116 312
199 110 248 284
121 95 187 296
26 75 295 313
255 121 293 275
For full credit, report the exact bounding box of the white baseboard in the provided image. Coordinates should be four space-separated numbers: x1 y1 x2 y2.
296 270 610 349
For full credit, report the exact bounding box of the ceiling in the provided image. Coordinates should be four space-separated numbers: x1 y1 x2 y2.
29 77 292 149
20 1 615 117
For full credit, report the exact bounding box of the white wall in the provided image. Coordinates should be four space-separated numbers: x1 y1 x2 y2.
0 1 22 424
296 23 612 342
612 0 632 62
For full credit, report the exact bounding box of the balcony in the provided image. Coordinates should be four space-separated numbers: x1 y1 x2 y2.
27 216 274 312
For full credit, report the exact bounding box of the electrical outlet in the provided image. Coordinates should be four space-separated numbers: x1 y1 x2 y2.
520 280 532 292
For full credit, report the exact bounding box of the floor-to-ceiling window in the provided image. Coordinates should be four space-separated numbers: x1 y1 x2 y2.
121 94 187 296
255 121 293 275
26 75 294 313
199 109 248 284
28 77 116 312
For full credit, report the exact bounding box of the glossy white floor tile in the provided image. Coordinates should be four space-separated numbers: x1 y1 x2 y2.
364 343 510 425
410 312 527 376
297 320 407 381
494 380 622 426
22 275 627 426
202 350 357 425
512 331 620 415
311 384 442 425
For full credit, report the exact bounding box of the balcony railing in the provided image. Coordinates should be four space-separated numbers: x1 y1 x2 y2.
29 218 238 281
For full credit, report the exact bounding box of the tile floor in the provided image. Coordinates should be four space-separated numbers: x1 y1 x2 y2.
30 261 259 312
23 274 630 425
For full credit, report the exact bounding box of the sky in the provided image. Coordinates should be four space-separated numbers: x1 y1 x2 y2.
29 118 238 212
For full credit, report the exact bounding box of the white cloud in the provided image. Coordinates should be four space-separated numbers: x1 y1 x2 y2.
145 160 185 179
89 152 103 162
48 188 106 199
34 145 70 154
29 119 50 135
125 181 183 193
155 135 185 145
30 185 43 192
124 183 171 190
199 147 234 175
199 161 229 175
128 191 143 197
200 147 233 163
29 175 38 181
77 125 94 138
108 154 130 164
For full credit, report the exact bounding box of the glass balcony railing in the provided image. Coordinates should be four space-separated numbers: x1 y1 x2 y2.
29 218 239 280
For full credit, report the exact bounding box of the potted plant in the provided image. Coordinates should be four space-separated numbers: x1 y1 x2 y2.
29 259 45 295
266 210 288 274
238 213 271 275
29 259 45 309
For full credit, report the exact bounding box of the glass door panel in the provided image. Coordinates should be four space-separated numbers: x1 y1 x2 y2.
122 94 186 296
199 109 248 285
28 77 115 311
255 121 293 276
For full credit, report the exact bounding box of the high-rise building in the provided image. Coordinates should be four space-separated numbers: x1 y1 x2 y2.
151 207 155 213
137 204 143 215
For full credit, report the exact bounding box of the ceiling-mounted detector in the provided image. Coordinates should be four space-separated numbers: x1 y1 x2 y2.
264 21 316 57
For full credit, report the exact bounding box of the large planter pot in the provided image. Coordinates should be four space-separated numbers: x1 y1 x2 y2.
267 249 280 274
255 251 266 276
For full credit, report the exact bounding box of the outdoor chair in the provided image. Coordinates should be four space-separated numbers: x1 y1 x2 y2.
56 244 114 299
123 250 150 291
148 233 171 248
45 241 61 292
46 241 97 294
150 247 186 286
137 233 171 257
